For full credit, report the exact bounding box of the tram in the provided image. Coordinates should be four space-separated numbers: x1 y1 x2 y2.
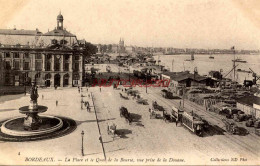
171 106 205 137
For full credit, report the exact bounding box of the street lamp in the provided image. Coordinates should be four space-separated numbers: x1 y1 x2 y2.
128 64 130 81
81 130 84 156
182 85 186 108
172 59 174 72
146 73 148 93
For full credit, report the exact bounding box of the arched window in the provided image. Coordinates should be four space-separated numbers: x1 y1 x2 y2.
45 73 51 80
35 73 41 78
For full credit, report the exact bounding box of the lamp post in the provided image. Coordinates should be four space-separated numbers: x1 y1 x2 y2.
172 59 174 72
81 130 84 156
146 73 148 94
182 85 186 108
128 64 130 81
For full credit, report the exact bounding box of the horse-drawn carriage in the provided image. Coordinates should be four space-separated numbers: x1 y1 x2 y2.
119 106 132 124
107 123 117 140
152 101 164 111
162 111 174 122
126 89 139 97
161 89 173 99
149 108 163 119
136 98 148 105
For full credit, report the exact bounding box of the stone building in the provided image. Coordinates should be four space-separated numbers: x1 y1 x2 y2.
0 13 85 87
0 58 5 86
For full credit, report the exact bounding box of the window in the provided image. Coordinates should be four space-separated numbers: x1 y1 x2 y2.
60 40 68 45
75 56 79 60
13 52 19 58
35 61 42 71
64 55 70 60
55 62 60 71
64 63 69 71
5 61 11 70
45 73 51 79
24 62 30 70
51 39 58 44
5 52 10 58
24 53 29 59
14 61 20 70
74 63 79 71
46 62 51 71
35 53 42 59
35 73 41 78
47 54 52 60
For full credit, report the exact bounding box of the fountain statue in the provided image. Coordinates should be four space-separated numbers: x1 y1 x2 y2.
22 83 43 130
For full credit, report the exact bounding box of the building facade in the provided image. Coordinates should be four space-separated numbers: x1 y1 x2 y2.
0 58 5 86
0 13 85 87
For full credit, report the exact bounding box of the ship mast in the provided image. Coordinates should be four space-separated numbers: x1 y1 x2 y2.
233 47 236 81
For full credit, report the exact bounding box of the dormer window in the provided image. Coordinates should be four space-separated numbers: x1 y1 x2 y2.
51 39 58 45
60 40 68 45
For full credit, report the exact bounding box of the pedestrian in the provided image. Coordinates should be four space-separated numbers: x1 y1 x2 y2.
24 86 26 96
176 120 178 127
56 100 58 106
100 87 101 92
88 94 90 98
87 88 88 92
42 94 44 100
81 87 82 92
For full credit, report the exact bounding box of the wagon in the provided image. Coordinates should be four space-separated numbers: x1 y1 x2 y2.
161 89 173 99
119 106 132 124
152 101 164 111
149 108 162 119
162 111 174 122
136 98 148 105
222 118 239 135
107 123 117 140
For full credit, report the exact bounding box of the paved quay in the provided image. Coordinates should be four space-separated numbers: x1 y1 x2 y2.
0 86 259 165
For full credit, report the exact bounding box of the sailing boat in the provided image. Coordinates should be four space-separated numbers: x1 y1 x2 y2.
185 53 195 61
191 53 194 61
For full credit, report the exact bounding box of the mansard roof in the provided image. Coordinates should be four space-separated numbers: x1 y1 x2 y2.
43 29 76 37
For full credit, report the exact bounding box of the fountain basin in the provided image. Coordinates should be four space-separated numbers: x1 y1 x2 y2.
0 115 63 137
19 105 48 114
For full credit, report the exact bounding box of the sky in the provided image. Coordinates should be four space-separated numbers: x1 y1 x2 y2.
0 0 260 49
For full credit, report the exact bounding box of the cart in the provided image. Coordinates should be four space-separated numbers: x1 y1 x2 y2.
107 123 117 140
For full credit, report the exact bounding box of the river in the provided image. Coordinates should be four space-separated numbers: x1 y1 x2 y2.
154 54 260 84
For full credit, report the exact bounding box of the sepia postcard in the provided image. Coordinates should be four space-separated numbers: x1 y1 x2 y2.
0 0 259 165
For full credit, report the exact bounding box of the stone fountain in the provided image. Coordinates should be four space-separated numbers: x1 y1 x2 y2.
0 82 71 139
